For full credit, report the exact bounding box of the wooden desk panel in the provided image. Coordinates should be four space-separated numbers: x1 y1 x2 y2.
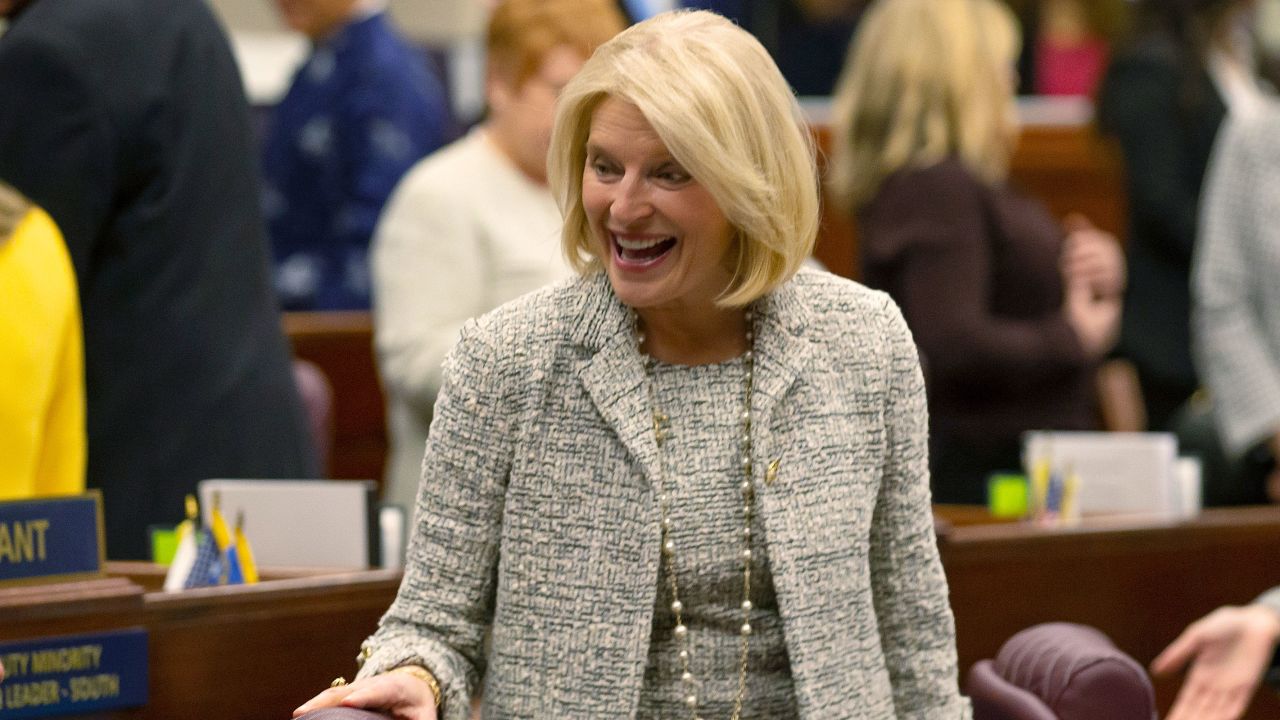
0 577 146 642
940 506 1280 720
1 566 401 720
137 568 401 720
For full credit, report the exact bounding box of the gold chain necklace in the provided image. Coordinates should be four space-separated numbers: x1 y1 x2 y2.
638 309 756 720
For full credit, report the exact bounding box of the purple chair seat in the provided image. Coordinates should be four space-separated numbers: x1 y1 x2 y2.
966 622 1156 720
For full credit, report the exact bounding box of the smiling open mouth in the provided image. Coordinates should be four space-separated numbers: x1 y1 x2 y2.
613 234 677 267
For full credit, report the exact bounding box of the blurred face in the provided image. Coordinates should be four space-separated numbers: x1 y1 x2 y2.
488 45 585 184
582 97 736 313
274 0 357 40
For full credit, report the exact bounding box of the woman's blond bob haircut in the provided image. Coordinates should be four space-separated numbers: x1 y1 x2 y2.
828 0 1021 211
547 10 819 307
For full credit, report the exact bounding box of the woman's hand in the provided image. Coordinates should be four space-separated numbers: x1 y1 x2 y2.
1152 604 1280 720
1060 213 1126 299
1064 278 1121 358
292 670 439 720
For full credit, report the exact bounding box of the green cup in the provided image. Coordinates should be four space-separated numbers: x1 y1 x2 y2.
987 473 1029 518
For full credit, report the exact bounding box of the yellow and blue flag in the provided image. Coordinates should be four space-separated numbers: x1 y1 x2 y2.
227 510 259 584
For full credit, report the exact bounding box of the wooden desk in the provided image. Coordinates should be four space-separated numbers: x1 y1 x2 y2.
6 507 1280 718
940 506 1280 719
1 564 402 720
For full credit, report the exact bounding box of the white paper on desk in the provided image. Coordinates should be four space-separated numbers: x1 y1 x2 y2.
198 479 378 569
1022 431 1180 517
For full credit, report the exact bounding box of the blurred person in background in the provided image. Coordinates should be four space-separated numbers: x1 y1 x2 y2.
1002 0 1130 96
1153 587 1280 720
0 180 84 501
1151 102 1280 720
1194 102 1280 509
371 0 626 514
263 0 451 310
675 0 869 95
0 0 317 559
830 0 1125 504
1098 0 1268 431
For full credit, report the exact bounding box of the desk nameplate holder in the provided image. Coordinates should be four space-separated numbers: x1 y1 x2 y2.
0 492 105 588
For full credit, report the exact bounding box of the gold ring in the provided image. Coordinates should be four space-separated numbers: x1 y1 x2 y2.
330 677 347 688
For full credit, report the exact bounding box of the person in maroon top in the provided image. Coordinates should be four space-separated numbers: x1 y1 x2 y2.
828 0 1126 503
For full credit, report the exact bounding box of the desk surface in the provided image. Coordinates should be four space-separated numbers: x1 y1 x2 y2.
5 506 1279 718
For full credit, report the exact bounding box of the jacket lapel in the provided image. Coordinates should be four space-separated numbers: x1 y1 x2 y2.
570 274 664 488
568 273 818 494
752 279 815 446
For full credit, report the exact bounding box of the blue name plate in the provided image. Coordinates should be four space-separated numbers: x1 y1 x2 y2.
0 493 104 586
0 628 148 718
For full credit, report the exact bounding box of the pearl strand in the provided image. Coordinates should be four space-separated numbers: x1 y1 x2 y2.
639 308 756 720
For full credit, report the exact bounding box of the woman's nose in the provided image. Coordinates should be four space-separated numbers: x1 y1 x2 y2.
609 175 654 224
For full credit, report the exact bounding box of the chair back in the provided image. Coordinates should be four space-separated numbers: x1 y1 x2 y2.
966 622 1156 720
292 358 334 475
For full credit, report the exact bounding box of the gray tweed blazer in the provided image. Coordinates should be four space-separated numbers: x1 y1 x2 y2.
357 268 970 719
1194 104 1280 457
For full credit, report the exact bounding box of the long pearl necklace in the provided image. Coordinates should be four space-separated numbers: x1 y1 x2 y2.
637 308 757 720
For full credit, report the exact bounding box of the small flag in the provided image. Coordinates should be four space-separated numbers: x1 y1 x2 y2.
224 542 246 585
162 495 200 592
183 526 223 589
209 491 232 553
232 510 259 584
209 491 234 584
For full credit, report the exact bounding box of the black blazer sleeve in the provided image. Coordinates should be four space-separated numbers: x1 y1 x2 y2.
0 28 118 276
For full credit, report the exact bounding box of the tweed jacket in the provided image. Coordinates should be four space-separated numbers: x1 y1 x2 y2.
1193 105 1280 457
358 268 969 719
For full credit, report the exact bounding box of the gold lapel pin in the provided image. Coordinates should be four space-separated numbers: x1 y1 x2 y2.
765 457 781 485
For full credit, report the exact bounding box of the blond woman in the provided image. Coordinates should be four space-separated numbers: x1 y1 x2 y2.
830 0 1125 504
298 9 967 719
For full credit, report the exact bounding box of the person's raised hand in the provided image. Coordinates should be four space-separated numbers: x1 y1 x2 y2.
1064 278 1120 358
1061 213 1126 299
1152 604 1280 720
292 670 439 720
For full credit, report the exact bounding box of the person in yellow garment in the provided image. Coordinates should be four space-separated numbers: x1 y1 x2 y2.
0 180 85 500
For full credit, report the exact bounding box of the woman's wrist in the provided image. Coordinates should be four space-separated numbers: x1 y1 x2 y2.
387 664 442 709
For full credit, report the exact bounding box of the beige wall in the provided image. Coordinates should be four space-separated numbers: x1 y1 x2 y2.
208 0 488 45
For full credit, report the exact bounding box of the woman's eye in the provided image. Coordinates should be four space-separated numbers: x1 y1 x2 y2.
591 160 618 178
657 168 690 185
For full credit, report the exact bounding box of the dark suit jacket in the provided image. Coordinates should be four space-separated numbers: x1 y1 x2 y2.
0 0 317 559
1098 35 1226 396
